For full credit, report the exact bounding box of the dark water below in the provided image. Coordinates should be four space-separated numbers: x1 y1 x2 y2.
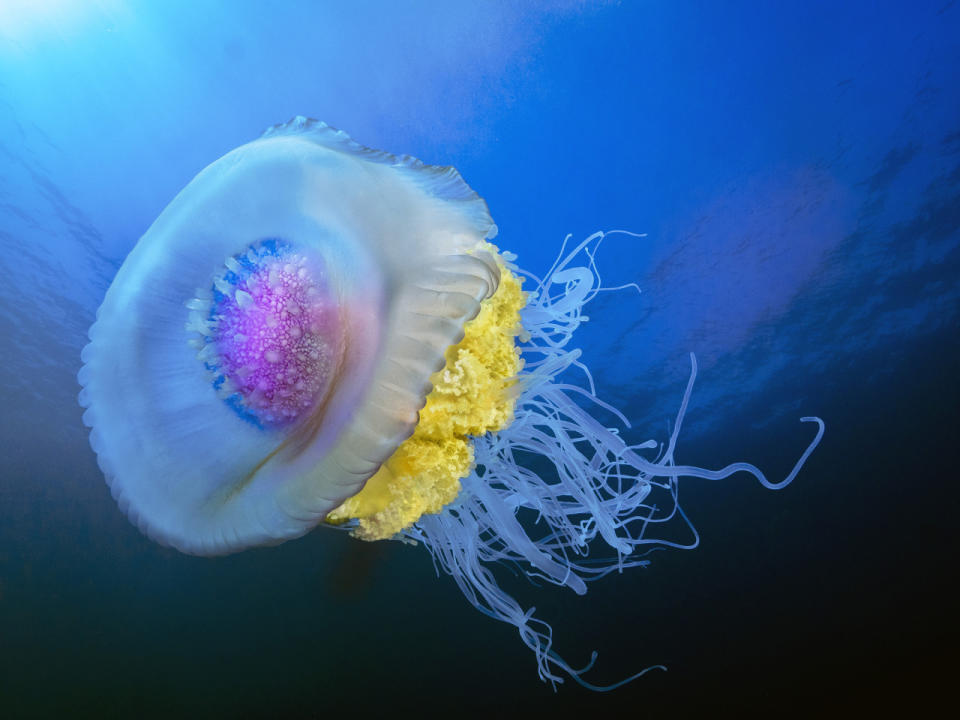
2 319 955 717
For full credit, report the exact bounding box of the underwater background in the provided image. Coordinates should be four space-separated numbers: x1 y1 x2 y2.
1 0 957 716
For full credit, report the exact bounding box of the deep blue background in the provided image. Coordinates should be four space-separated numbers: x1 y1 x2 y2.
1 1 957 716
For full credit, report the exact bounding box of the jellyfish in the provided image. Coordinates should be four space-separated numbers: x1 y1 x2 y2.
78 117 824 689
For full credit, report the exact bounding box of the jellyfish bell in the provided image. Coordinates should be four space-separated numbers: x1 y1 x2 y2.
80 117 823 688
78 116 500 555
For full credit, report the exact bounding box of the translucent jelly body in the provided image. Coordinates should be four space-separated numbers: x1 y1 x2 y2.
208 246 339 428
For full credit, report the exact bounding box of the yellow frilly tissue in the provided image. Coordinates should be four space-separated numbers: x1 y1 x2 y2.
326 251 526 539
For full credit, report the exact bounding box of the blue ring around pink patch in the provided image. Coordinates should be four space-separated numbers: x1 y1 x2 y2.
195 240 340 429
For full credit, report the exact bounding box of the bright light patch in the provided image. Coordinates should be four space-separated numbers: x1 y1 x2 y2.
0 0 119 47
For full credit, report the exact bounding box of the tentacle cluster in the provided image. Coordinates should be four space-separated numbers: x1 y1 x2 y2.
396 231 824 689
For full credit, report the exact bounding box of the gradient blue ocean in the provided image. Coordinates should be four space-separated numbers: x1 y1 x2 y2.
1 1 957 716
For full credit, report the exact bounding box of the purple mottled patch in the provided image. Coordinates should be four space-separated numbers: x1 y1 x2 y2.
208 248 339 428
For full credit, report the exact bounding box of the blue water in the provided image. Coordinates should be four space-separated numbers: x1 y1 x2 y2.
1 1 957 715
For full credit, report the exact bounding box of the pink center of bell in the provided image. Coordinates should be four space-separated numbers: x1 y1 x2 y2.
211 253 337 428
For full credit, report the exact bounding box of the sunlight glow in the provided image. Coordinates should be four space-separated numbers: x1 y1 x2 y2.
0 0 119 48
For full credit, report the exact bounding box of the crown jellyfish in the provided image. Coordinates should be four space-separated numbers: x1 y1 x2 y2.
78 117 824 689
